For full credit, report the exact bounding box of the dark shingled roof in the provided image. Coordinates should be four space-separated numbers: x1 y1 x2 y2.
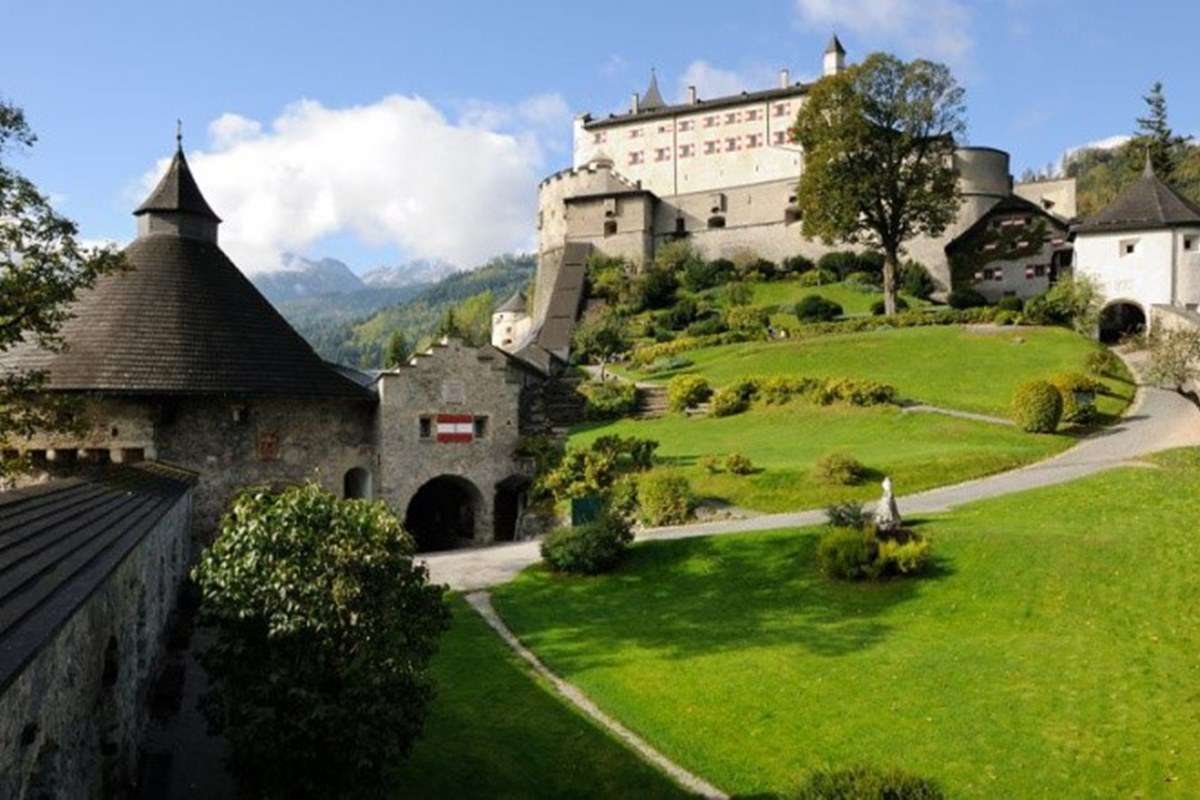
496 290 527 314
946 193 1070 253
583 82 808 130
0 463 196 693
641 69 665 111
135 146 221 223
1074 156 1200 234
0 234 373 399
825 34 846 55
535 242 591 358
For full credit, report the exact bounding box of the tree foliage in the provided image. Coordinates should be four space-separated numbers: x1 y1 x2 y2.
192 483 450 799
791 53 965 315
1136 81 1193 180
384 330 410 367
1146 323 1200 393
0 99 124 472
571 309 630 378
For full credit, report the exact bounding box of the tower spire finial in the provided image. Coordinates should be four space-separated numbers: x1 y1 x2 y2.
175 119 182 152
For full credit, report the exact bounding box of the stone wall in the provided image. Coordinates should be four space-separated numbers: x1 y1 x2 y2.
0 487 192 799
375 341 532 544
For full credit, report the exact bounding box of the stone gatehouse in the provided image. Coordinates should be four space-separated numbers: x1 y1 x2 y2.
0 142 551 551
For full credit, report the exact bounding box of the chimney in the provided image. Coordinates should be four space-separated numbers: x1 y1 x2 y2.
631 92 640 114
779 68 790 89
687 85 698 105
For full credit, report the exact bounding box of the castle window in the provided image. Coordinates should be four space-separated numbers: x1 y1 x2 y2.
678 144 695 158
745 133 763 148
678 119 694 132
725 137 738 152
604 219 618 236
473 416 489 438
628 151 644 165
537 211 543 230
592 131 606 144
1185 235 1198 251
658 123 672 134
772 131 787 145
724 112 738 124
122 447 145 463
744 108 761 122
707 215 726 229
655 147 671 162
704 115 718 128
784 207 802 224
1119 238 1139 257
675 217 687 234
629 128 643 139
773 103 791 117
419 417 432 439
703 140 719 155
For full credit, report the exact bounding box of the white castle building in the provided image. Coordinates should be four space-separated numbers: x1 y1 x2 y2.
503 38 1079 353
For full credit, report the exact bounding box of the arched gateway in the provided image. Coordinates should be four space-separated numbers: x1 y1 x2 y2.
1098 301 1146 344
404 475 484 552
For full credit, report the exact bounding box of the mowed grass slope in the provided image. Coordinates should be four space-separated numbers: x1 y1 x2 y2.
750 278 927 317
627 325 1133 418
396 597 689 799
493 449 1200 798
569 403 1070 512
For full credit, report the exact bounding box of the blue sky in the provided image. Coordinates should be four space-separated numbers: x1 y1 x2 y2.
3 0 1198 275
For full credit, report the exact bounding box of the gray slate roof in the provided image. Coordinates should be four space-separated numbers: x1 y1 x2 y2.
825 34 846 55
535 242 591 358
0 234 373 399
583 82 808 130
1074 157 1200 234
496 290 527 314
135 147 221 222
0 463 196 692
641 69 665 111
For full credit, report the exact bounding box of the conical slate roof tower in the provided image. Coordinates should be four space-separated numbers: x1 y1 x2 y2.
1 137 370 399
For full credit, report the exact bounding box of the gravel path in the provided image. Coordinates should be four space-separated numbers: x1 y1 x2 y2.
465 591 729 799
423 353 1200 591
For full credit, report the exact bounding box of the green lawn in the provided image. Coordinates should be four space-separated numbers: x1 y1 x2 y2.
750 278 927 317
569 402 1070 513
626 325 1134 418
396 596 688 798
493 449 1200 798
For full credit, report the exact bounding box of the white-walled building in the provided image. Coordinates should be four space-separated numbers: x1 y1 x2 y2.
491 290 533 350
1072 156 1200 341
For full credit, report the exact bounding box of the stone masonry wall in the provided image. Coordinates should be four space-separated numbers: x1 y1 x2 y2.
0 490 192 799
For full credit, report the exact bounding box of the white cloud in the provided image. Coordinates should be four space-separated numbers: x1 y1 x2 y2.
140 94 565 273
794 0 973 65
601 54 629 77
675 61 784 102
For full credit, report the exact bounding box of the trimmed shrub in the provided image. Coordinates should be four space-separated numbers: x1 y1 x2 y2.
947 288 988 309
870 297 910 315
725 453 754 475
813 452 868 485
1011 380 1063 433
710 385 750 417
1085 348 1121 376
725 304 771 332
608 476 639 519
798 268 838 287
817 378 897 406
825 501 869 529
723 280 753 306
818 250 861 279
795 294 844 322
817 527 879 580
794 765 945 800
577 380 638 420
993 310 1020 326
666 374 712 412
638 473 693 526
876 538 933 577
996 295 1024 312
738 257 779 281
900 260 935 299
781 254 815 275
540 513 634 575
844 270 881 291
1050 371 1105 424
685 315 728 336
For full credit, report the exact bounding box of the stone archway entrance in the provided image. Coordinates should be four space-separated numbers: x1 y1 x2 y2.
493 475 530 543
343 467 372 499
1099 301 1146 344
404 475 483 552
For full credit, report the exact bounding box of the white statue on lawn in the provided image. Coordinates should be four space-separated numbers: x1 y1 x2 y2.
874 476 901 535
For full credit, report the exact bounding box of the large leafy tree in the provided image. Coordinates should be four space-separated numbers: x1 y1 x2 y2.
0 98 123 472
790 53 965 314
193 483 450 799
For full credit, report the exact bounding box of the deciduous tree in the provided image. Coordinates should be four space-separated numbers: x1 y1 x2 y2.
791 53 965 314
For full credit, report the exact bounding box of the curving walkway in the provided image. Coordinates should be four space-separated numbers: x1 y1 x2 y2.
422 353 1200 591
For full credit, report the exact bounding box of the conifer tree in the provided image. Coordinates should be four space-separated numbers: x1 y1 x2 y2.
1135 82 1192 179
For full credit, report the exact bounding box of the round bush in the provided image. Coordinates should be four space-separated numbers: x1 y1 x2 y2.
725 453 754 474
781 254 815 275
540 514 633 575
947 288 988 309
818 251 861 279
795 765 945 800
795 294 844 322
1050 371 1104 424
1085 348 1121 376
844 270 881 290
870 297 910 315
813 452 868 485
577 380 638 420
816 528 878 580
638 473 693 526
996 295 1024 312
797 268 838 287
900 260 935 299
724 304 770 332
1011 380 1063 433
709 385 750 417
666 374 711 413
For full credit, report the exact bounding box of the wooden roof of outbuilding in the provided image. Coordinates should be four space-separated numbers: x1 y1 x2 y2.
0 463 196 692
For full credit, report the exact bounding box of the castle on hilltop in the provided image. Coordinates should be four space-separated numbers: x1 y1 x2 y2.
501 38 1079 354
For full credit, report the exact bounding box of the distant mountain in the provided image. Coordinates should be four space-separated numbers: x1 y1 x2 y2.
361 258 460 289
251 253 365 303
